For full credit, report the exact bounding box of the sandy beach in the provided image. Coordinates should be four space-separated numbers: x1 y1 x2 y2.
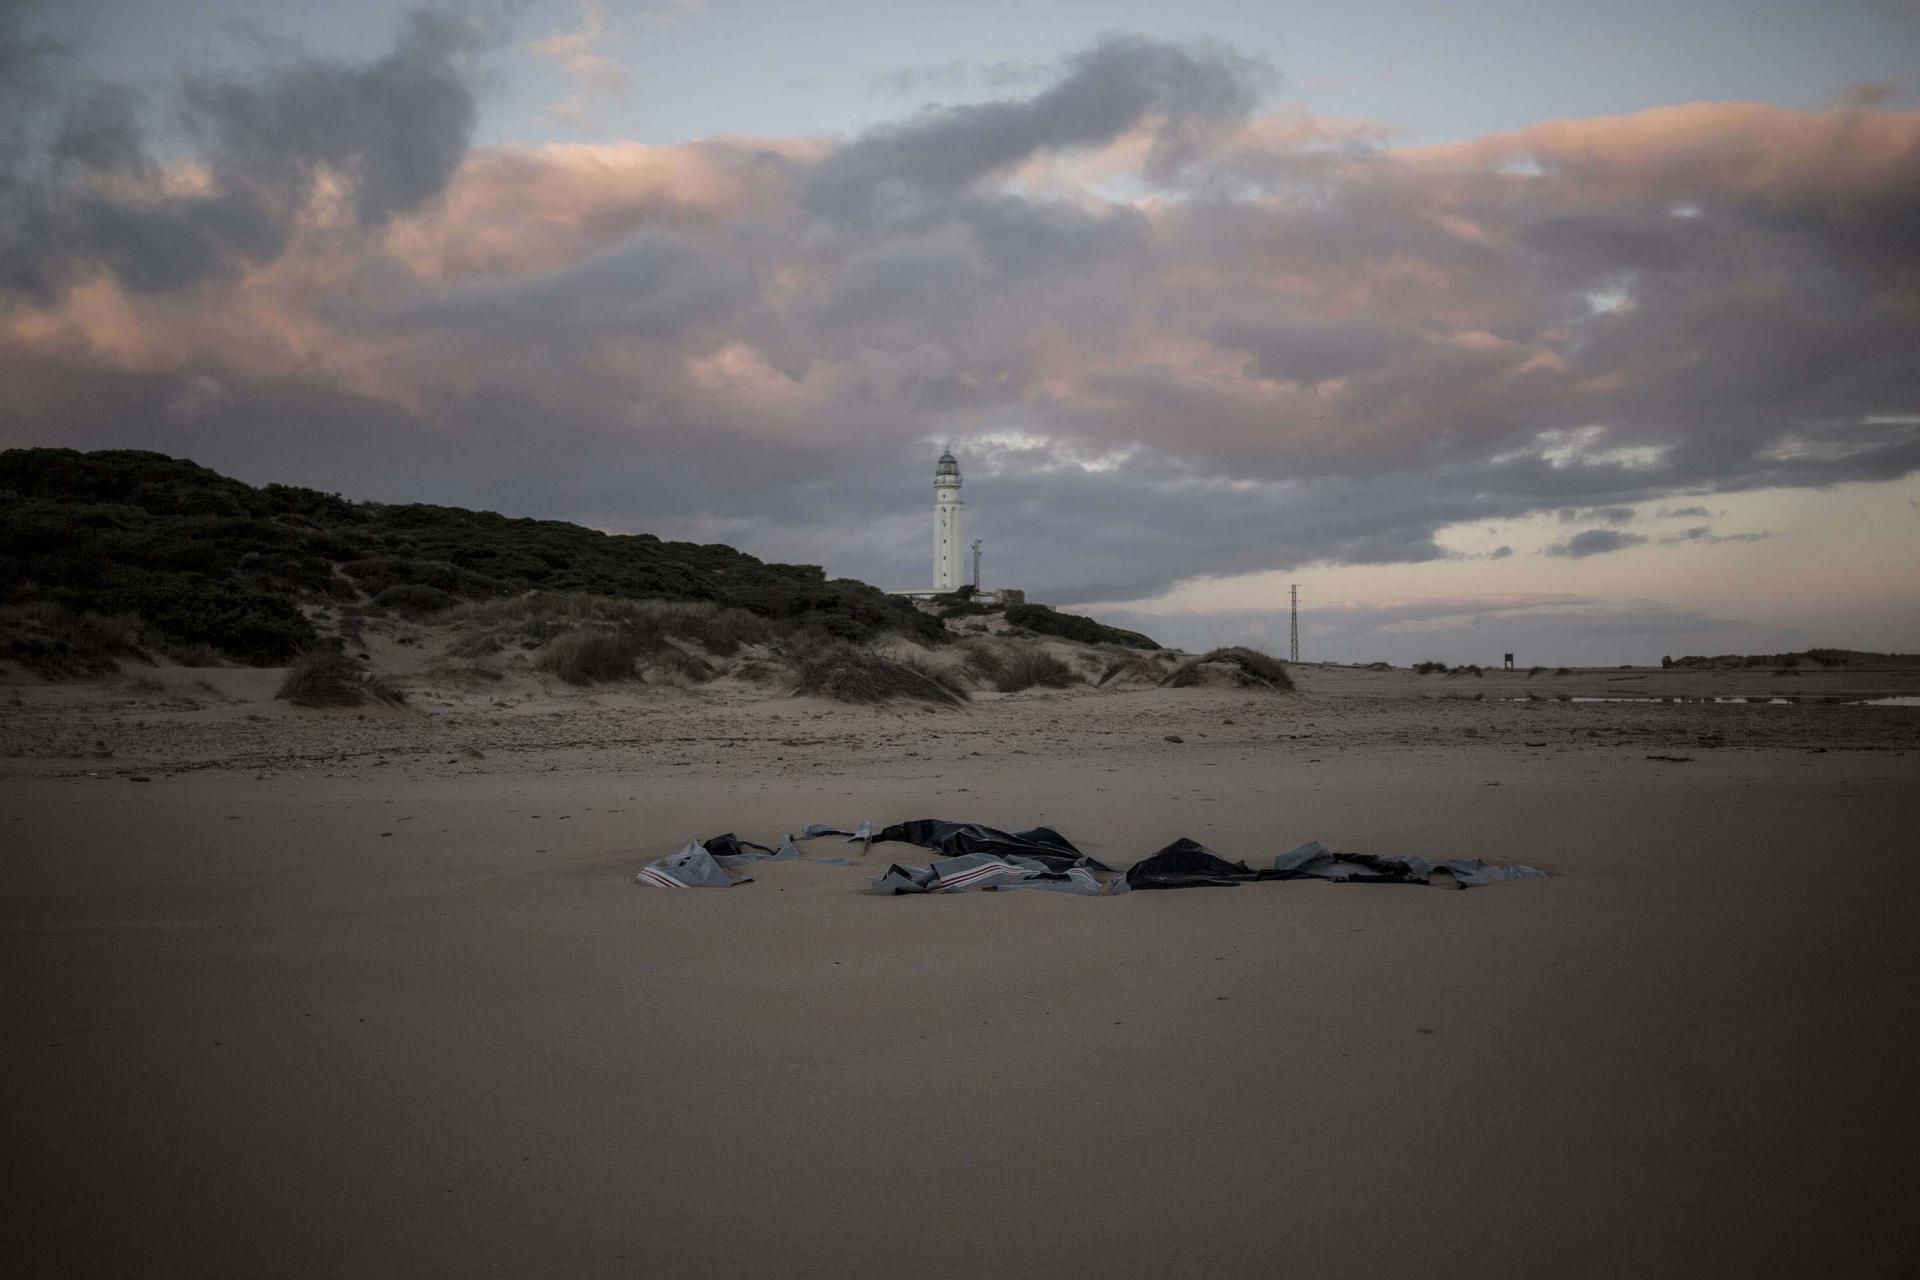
4 663 1917 1277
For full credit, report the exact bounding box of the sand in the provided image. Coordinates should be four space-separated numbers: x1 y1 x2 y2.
3 662 1918 1277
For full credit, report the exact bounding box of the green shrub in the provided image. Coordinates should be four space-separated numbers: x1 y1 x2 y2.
1413 661 1448 675
1003 603 1157 649
373 583 458 616
0 602 146 679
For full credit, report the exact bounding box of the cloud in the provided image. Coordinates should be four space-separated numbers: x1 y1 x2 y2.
640 0 709 28
165 372 227 424
1658 525 1770 545
1831 81 1904 110
1 6 484 299
1557 505 1635 524
2 28 1919 612
805 34 1274 224
531 2 634 128
1545 528 1650 558
869 59 1047 98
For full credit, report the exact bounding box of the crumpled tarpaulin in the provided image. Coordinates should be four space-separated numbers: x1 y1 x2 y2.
872 819 1114 872
702 834 776 865
633 832 863 885
1116 838 1288 891
1118 838 1544 891
769 834 860 866
871 852 1106 896
633 841 751 888
637 819 1542 893
799 821 872 847
1272 840 1543 887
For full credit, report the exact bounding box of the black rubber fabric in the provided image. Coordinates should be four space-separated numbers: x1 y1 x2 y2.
872 819 1113 872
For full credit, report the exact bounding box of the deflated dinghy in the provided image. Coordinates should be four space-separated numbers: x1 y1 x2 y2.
633 841 750 888
871 852 1106 896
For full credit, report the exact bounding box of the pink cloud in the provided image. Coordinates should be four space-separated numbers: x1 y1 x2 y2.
5 34 1918 602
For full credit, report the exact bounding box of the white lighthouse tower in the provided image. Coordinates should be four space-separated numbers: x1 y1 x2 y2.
933 448 966 591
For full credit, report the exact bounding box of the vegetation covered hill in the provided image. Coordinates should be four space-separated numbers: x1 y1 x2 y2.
0 448 1158 668
1662 649 1919 669
0 448 952 659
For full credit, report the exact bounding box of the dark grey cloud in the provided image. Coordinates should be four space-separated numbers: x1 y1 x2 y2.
381 229 759 347
807 34 1272 224
1831 81 1904 109
869 59 1048 98
1209 317 1416 385
1546 528 1649 558
181 9 480 227
1658 525 1769 545
0 5 483 300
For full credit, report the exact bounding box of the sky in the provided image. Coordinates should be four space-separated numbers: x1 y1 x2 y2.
3 0 1917 664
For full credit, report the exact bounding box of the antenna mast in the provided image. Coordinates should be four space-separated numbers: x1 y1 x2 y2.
1290 583 1299 662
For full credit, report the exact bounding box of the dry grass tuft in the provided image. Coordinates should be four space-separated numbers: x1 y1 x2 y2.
276 648 406 707
1096 650 1159 686
536 630 648 684
991 646 1076 692
163 641 227 668
956 637 1077 692
795 648 967 704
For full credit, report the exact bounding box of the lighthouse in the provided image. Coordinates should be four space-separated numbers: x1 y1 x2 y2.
933 449 965 591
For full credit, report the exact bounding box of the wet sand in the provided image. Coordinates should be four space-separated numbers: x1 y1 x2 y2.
3 667 1917 1276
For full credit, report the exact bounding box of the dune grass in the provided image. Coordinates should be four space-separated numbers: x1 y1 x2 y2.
794 647 967 705
1165 647 1294 691
535 630 649 684
276 648 406 708
957 637 1076 692
0 601 147 679
1097 649 1161 686
445 593 773 657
